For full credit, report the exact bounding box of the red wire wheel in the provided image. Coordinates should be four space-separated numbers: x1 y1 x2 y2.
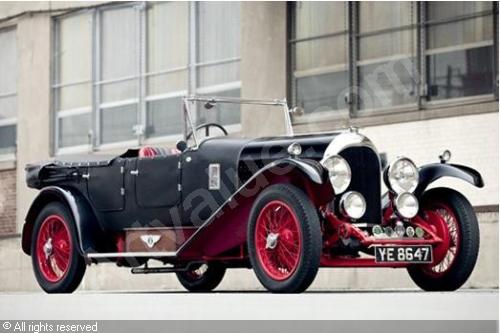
254 200 302 281
35 215 73 283
30 202 86 293
423 204 461 277
407 188 479 291
248 184 321 293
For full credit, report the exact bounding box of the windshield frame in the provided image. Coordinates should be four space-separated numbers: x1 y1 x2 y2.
182 96 294 149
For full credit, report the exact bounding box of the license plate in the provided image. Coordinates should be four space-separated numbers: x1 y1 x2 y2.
374 245 433 263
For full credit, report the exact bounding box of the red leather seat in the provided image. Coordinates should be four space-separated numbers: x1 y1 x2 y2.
138 146 180 158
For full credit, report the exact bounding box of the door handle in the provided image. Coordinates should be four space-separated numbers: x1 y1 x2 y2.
130 170 139 176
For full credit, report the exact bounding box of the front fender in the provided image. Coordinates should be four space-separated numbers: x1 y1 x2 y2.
22 186 103 256
263 158 327 184
251 158 334 206
177 158 333 258
415 163 484 197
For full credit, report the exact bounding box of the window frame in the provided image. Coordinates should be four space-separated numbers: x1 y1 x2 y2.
191 2 242 133
288 2 351 123
0 26 18 161
52 9 94 155
354 1 419 116
52 1 242 155
142 1 189 144
421 2 497 108
288 1 499 127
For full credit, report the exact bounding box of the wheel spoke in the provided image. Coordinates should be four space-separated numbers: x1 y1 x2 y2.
52 251 68 271
276 246 294 271
49 257 64 278
425 204 461 277
277 241 295 257
280 238 299 255
255 200 301 281
36 215 72 283
55 242 70 258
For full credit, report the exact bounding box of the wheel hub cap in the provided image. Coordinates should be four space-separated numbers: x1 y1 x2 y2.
265 233 279 249
43 238 53 259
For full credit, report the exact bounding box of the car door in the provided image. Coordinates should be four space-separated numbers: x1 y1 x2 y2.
134 155 181 208
87 159 125 211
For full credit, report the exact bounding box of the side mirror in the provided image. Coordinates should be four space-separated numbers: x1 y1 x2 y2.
176 140 188 152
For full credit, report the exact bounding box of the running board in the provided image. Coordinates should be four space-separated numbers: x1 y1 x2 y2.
86 251 177 259
131 261 204 274
131 266 185 274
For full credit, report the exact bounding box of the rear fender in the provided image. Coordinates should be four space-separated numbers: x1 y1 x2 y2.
22 186 104 256
177 158 333 259
415 163 484 197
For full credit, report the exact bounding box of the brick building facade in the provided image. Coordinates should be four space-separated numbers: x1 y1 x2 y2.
0 169 16 235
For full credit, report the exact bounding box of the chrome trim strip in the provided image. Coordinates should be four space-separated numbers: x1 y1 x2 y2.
321 128 379 164
182 96 294 143
352 223 377 228
184 96 287 106
123 226 198 231
87 252 176 258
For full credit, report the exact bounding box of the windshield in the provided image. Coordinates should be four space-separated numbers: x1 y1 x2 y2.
182 96 294 148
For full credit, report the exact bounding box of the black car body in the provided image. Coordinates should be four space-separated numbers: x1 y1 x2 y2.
22 96 484 293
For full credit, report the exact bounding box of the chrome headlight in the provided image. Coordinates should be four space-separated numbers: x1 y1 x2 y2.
394 192 419 219
321 155 351 194
340 191 366 219
387 157 419 194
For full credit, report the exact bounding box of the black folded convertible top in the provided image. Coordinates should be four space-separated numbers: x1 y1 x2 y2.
25 154 118 189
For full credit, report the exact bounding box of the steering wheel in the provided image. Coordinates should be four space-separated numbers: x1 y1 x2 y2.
186 123 228 142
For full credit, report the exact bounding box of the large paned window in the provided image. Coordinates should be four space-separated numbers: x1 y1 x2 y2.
54 12 92 150
195 2 241 127
0 28 17 157
425 2 495 101
99 7 139 145
53 2 241 153
357 2 417 111
289 1 497 121
291 2 349 115
146 2 188 140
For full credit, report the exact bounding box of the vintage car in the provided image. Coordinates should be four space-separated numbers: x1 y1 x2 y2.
22 96 483 293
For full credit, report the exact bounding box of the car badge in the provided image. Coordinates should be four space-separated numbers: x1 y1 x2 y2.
208 163 221 190
140 235 161 248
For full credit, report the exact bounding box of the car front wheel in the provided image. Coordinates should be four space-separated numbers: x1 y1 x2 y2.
407 187 480 291
248 184 322 293
31 202 86 293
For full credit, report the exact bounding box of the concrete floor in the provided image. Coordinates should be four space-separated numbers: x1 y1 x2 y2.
0 289 497 320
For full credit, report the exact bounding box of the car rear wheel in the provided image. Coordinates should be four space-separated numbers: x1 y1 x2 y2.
407 188 479 291
176 263 226 292
248 184 322 293
31 202 86 293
